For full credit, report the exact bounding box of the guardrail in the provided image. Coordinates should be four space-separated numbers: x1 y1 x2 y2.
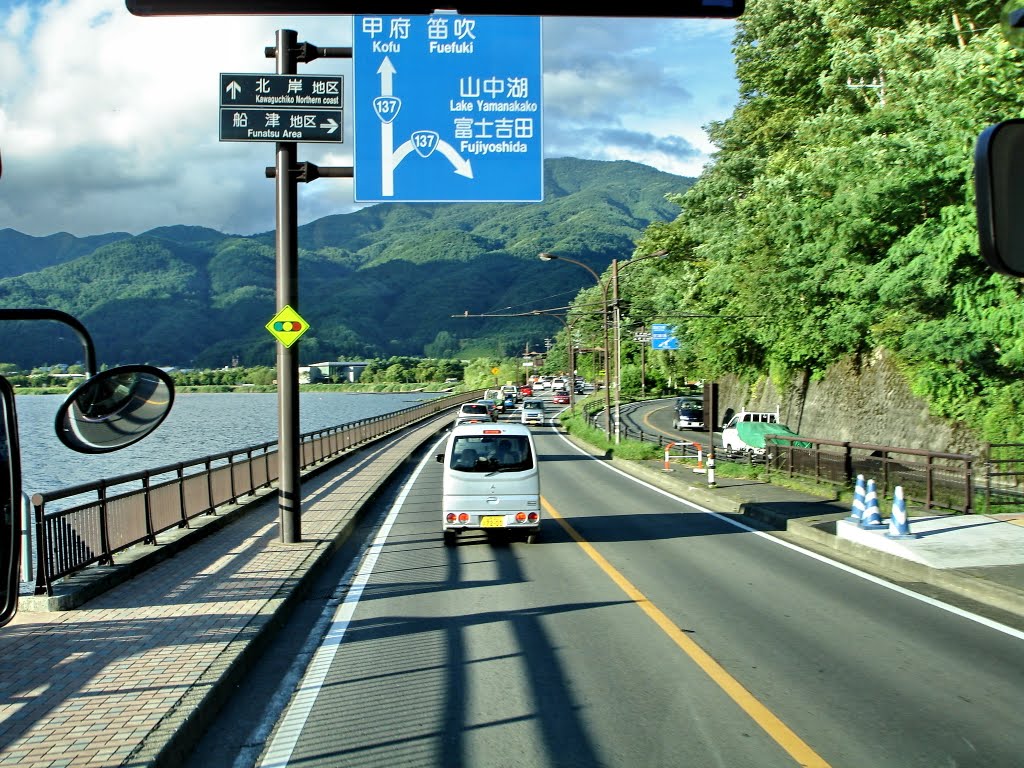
981 442 1024 513
29 390 481 596
756 435 975 514
577 397 979 514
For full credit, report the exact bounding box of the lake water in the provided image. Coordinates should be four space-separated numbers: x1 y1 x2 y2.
13 391 445 498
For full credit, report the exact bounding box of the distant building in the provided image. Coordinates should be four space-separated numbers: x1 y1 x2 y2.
299 361 370 384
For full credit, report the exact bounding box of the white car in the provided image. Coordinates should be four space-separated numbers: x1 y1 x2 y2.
520 399 546 425
437 422 541 545
454 402 492 426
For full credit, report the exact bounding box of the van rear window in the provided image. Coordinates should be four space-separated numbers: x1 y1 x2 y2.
450 435 533 472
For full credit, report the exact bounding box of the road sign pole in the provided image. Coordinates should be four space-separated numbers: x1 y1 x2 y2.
275 28 302 544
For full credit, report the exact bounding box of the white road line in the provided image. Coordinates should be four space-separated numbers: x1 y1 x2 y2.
254 436 447 768
552 428 1024 641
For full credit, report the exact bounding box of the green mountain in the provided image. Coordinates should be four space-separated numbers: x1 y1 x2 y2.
0 158 692 369
0 229 132 279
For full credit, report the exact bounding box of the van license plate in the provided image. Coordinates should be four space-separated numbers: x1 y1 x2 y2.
481 516 505 528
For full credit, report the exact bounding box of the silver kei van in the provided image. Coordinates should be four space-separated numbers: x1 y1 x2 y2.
520 398 546 426
437 422 541 545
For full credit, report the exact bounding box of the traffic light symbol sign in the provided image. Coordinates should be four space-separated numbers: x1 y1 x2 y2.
266 305 310 348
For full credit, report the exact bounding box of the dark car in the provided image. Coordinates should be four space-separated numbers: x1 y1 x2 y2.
673 398 705 430
477 399 500 421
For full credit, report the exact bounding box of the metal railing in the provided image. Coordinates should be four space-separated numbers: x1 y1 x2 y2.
981 442 1024 514
30 390 482 596
762 436 974 514
579 398 683 449
574 397 978 514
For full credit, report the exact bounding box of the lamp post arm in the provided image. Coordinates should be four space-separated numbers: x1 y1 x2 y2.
539 252 613 439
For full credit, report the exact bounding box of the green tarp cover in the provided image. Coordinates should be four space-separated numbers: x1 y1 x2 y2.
735 422 812 450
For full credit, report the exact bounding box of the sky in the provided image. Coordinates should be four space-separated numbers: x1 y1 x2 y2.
0 1 739 238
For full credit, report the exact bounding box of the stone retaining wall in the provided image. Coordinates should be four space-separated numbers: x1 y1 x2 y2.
713 348 981 456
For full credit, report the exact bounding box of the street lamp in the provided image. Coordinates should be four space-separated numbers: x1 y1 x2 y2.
611 249 668 443
538 252 612 439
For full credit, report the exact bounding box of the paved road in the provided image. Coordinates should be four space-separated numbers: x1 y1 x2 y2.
4 400 1023 768
192 424 1024 768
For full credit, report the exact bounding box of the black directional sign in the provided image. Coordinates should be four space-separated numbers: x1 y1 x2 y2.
219 73 343 143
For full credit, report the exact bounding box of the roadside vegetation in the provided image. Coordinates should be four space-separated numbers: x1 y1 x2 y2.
543 0 1024 449
558 393 850 502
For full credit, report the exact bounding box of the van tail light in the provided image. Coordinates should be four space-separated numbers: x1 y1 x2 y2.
458 513 470 523
515 512 527 522
528 512 539 522
446 513 457 523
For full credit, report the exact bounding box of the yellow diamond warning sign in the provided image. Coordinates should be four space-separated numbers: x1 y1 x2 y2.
266 305 309 348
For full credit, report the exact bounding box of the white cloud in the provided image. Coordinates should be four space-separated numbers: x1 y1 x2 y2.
0 3 737 236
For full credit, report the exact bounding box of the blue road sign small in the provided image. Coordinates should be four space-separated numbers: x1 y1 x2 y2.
353 14 542 202
652 337 680 350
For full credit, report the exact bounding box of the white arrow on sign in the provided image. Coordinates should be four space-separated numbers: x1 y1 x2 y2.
320 118 339 133
225 81 242 100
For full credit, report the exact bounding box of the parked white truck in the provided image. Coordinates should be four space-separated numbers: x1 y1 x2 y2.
720 408 807 455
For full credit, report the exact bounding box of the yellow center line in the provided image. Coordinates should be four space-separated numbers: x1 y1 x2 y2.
542 496 832 768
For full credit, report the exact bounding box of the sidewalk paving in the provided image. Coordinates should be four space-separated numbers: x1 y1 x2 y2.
0 415 453 768
0 417 1021 767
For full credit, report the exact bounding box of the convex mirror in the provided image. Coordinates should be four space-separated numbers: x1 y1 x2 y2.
55 365 175 454
975 118 1024 277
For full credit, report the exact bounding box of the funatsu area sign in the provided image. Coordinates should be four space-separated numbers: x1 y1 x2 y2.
352 14 543 203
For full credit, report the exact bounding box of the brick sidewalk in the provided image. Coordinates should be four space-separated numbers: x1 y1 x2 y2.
0 416 450 768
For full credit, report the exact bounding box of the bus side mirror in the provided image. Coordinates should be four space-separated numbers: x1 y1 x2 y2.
975 119 1024 277
0 377 21 629
56 365 175 454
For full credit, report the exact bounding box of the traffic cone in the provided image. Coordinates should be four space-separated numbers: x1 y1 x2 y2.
860 479 885 529
885 486 917 539
847 474 866 522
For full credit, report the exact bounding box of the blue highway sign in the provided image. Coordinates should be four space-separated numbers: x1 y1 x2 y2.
220 73 343 143
651 323 678 350
353 14 543 202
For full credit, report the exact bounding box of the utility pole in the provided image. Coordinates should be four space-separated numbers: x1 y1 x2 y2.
846 72 886 107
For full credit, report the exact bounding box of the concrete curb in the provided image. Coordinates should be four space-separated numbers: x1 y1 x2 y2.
144 417 454 768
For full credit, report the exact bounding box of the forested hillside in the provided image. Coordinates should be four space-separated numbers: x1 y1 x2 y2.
558 0 1024 446
0 158 689 369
